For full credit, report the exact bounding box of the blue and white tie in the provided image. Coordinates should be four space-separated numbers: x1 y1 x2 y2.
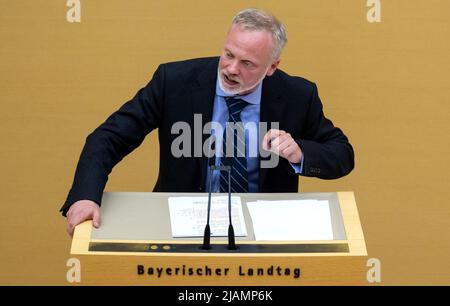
220 97 249 193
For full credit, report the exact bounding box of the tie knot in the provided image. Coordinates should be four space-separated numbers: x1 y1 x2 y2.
224 97 248 119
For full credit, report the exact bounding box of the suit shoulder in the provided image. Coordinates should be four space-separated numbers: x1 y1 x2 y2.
159 57 218 74
271 69 317 96
274 69 316 89
148 57 218 86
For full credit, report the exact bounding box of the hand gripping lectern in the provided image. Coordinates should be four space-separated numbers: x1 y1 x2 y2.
70 191 367 285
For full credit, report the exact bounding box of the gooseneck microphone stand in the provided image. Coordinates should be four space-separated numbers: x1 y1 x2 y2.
201 165 237 250
201 165 214 250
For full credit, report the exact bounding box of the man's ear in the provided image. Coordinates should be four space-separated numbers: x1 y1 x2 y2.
266 59 280 76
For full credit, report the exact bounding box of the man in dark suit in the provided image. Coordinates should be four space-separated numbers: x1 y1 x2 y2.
61 8 354 236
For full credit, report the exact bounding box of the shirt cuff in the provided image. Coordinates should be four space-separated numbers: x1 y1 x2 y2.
289 156 304 174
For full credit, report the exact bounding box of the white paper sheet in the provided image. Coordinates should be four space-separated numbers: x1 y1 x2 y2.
168 196 247 237
247 200 333 241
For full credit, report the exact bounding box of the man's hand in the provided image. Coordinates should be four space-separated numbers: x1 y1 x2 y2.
262 129 303 164
66 200 101 237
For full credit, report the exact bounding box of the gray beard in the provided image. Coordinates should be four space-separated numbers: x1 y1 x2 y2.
217 68 268 95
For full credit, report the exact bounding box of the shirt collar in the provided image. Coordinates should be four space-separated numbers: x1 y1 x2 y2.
216 76 262 105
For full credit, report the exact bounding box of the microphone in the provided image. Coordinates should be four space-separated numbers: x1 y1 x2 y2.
201 162 214 250
227 179 237 250
201 164 237 251
222 159 237 250
201 164 228 249
202 137 216 250
201 128 238 251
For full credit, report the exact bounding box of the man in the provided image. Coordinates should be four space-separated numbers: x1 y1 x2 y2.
61 8 354 236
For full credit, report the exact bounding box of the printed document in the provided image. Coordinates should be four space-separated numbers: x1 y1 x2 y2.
247 200 333 240
168 196 247 237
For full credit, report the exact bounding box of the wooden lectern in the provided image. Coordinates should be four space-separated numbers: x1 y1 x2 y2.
71 192 367 285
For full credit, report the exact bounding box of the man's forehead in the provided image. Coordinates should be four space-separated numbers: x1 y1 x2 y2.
227 24 272 42
225 25 273 57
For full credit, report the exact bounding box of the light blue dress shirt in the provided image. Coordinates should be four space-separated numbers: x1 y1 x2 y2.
205 78 303 192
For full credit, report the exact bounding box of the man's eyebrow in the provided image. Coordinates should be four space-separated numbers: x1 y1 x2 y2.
224 48 256 65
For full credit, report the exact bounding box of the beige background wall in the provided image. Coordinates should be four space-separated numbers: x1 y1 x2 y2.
0 0 449 285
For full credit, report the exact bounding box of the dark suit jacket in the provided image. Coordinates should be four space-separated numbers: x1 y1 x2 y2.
60 57 354 216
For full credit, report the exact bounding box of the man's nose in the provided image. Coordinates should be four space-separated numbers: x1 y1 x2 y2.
227 60 239 76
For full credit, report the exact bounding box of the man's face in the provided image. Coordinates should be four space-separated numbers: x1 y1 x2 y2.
218 24 280 95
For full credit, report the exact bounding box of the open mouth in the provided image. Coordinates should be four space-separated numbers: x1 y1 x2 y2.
223 74 239 86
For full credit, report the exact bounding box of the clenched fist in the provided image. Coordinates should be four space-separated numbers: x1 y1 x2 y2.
262 129 303 164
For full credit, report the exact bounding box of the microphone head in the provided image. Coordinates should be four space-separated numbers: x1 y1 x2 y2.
202 224 211 250
228 224 237 250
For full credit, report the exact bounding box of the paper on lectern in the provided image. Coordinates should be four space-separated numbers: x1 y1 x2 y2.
168 196 247 237
247 200 333 241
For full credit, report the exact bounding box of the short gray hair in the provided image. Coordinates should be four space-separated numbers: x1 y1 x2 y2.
232 8 287 59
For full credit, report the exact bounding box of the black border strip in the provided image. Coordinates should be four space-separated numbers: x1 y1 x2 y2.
89 242 349 253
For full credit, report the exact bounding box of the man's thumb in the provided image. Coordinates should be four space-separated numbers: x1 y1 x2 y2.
92 209 101 228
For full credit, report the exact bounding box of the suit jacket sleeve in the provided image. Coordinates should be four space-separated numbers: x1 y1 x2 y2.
59 65 166 216
296 83 354 179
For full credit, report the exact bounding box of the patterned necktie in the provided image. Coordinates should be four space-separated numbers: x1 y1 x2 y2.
220 96 249 193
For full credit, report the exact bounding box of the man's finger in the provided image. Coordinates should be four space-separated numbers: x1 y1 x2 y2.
67 223 74 237
269 134 290 153
263 129 286 150
274 135 293 153
267 129 286 142
282 143 296 158
92 209 101 228
262 130 272 150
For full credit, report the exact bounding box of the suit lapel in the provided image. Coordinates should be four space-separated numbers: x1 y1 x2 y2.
259 74 286 190
190 58 219 188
